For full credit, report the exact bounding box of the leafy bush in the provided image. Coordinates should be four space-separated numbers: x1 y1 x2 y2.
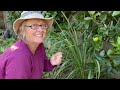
44 11 120 79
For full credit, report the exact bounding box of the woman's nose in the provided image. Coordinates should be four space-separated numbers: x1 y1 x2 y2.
36 27 43 32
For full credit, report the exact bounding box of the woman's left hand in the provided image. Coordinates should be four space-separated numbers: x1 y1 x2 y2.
50 52 62 66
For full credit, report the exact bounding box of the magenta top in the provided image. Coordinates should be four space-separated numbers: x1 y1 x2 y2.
0 39 55 79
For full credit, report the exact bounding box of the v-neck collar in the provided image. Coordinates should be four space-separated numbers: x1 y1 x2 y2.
18 39 43 57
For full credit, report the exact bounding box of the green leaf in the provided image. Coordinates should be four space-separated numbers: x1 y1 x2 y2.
107 49 113 56
112 11 120 16
88 11 95 15
117 36 120 45
88 70 94 79
113 59 120 67
111 54 120 59
106 60 112 67
100 14 107 23
84 17 92 20
99 50 105 57
83 20 91 29
111 42 117 47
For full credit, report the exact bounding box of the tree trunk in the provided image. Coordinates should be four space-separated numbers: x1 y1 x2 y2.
3 11 12 31
0 11 4 29
0 11 4 36
3 11 11 38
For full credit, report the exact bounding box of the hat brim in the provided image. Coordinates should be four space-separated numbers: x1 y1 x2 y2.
13 17 53 35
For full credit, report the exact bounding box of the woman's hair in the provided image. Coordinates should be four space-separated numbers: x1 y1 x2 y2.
17 20 27 42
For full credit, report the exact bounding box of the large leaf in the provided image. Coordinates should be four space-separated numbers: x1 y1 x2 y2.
99 50 105 57
88 11 95 15
84 17 92 20
117 36 120 45
113 59 120 67
112 11 120 16
107 49 113 56
100 14 107 23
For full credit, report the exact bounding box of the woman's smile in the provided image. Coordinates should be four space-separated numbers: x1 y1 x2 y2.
34 34 43 37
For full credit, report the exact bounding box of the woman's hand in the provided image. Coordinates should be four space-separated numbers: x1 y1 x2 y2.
50 52 62 66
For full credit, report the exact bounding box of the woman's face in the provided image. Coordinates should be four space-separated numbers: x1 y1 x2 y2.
23 19 48 44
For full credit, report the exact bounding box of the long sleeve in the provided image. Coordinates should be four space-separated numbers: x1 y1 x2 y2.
5 54 32 79
43 53 56 72
42 45 56 72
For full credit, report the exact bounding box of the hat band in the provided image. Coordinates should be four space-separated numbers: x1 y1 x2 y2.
21 11 42 18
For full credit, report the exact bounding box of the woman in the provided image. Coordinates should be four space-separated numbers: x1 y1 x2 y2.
0 11 62 79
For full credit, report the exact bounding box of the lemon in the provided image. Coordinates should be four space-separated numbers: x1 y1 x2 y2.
93 37 99 42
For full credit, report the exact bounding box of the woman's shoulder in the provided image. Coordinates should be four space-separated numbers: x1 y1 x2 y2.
0 40 30 58
0 44 30 67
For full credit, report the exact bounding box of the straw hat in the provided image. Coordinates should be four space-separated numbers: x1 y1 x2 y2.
13 11 53 34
